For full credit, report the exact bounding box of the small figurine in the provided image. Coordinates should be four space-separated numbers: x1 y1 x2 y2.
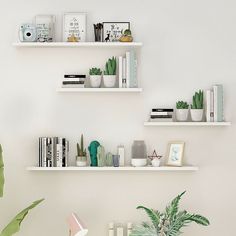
67 33 79 42
97 145 106 167
106 152 113 166
104 33 110 42
88 141 100 166
148 150 162 167
119 29 133 42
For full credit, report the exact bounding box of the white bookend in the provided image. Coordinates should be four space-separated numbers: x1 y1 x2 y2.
126 52 130 88
118 56 123 88
213 85 218 122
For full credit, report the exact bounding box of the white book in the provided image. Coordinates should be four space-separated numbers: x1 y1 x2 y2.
126 52 130 88
206 90 212 122
151 112 170 115
210 91 214 122
213 85 218 122
118 56 123 88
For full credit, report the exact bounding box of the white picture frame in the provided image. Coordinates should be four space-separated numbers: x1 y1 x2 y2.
103 22 130 42
63 12 87 42
166 141 185 167
35 15 55 42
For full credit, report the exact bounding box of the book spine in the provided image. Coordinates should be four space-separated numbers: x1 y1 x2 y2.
42 137 47 167
126 52 130 88
152 109 174 112
62 138 66 167
46 137 53 167
39 138 42 167
217 84 224 122
122 58 126 88
62 81 85 85
119 56 123 88
56 138 63 167
150 112 170 115
65 140 69 167
213 86 218 122
64 75 86 78
206 90 211 122
150 115 172 118
130 50 138 88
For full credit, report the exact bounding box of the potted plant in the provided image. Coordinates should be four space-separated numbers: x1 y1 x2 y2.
190 90 204 122
76 134 87 167
89 67 102 88
176 101 189 121
130 191 210 236
103 57 117 88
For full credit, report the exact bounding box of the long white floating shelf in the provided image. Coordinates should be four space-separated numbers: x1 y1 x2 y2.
57 88 143 93
144 121 231 127
13 42 143 48
27 166 198 171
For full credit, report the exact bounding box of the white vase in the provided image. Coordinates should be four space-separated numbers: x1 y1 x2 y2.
176 109 189 122
190 109 204 122
90 75 102 88
103 75 116 88
76 156 87 167
151 158 161 167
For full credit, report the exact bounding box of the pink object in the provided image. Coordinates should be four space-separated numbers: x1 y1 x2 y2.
67 213 88 236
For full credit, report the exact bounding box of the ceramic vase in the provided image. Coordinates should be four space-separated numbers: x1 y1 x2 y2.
90 75 102 88
103 75 116 88
190 109 204 122
76 156 87 167
176 109 189 122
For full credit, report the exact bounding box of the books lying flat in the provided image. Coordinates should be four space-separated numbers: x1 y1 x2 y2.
149 118 173 122
150 115 173 119
152 109 174 112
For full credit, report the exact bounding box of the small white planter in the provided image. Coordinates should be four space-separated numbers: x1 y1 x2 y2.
176 109 189 122
90 75 102 88
131 158 147 167
190 109 204 122
76 156 87 167
151 158 161 167
103 75 116 88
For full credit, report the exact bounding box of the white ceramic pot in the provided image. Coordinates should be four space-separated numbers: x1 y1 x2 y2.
176 109 189 122
151 158 161 167
90 75 102 88
131 158 147 167
190 109 204 122
76 156 87 167
103 75 116 88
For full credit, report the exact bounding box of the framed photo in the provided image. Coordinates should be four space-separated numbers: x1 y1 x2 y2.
35 15 55 42
63 12 86 42
166 141 185 166
103 22 130 42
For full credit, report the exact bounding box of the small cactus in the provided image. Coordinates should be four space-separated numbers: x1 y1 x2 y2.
104 57 116 75
191 90 204 109
176 101 189 109
89 67 102 75
77 134 87 157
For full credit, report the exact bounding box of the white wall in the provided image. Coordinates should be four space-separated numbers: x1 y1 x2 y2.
0 0 236 235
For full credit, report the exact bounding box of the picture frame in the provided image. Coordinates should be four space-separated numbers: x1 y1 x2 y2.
102 22 130 42
63 12 87 42
35 15 55 42
166 141 185 167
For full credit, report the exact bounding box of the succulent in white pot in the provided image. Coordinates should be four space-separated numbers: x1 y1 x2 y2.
103 57 117 88
190 90 204 122
176 101 189 122
76 134 87 167
89 67 102 88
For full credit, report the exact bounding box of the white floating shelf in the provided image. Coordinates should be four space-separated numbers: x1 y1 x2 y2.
13 42 143 48
57 88 143 93
27 166 198 172
144 121 231 127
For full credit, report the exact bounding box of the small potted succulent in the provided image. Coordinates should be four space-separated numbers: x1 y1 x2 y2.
176 101 189 121
76 134 87 167
190 90 204 122
119 29 133 42
103 57 117 88
89 67 102 88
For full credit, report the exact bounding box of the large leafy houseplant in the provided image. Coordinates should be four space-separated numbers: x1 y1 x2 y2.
131 191 210 236
0 145 44 236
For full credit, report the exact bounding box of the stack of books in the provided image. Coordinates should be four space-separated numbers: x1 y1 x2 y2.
39 137 69 167
118 50 138 88
62 74 86 88
206 84 224 122
149 109 174 122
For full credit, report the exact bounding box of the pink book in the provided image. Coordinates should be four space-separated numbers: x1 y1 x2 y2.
67 213 88 236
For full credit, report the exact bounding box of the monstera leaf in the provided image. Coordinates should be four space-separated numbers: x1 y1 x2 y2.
0 144 4 197
0 199 44 236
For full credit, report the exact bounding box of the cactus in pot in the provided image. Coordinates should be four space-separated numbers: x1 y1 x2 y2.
190 90 204 122
176 101 189 122
103 57 117 87
89 67 102 88
76 134 87 167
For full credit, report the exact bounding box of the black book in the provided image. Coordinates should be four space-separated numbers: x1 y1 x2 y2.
62 81 85 85
150 115 173 119
152 109 174 112
64 74 86 78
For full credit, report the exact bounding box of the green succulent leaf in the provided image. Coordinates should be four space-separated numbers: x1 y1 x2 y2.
0 199 44 236
0 144 4 197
